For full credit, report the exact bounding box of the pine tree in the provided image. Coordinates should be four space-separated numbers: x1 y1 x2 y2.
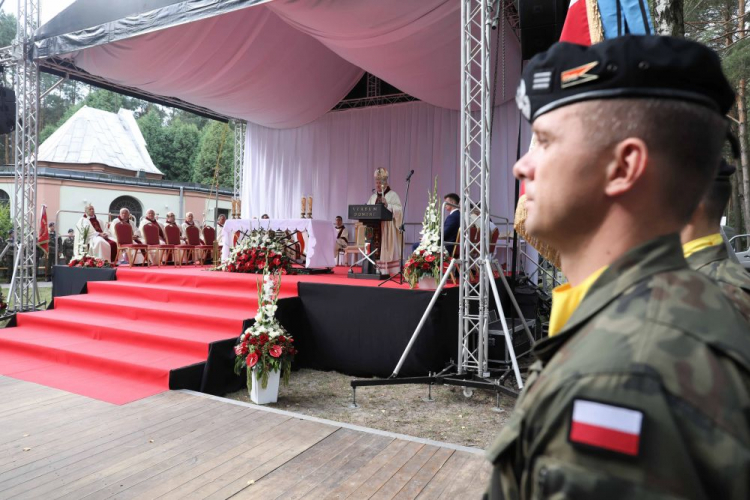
191 121 233 188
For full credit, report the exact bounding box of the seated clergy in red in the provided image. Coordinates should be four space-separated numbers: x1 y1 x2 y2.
75 204 117 262
139 208 166 244
109 207 145 265
139 208 167 264
181 212 204 244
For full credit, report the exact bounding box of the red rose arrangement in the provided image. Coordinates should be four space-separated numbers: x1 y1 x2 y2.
233 270 297 391
404 179 450 288
68 254 116 268
220 228 291 274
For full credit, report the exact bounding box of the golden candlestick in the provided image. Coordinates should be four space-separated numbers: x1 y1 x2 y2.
307 196 313 219
301 196 307 219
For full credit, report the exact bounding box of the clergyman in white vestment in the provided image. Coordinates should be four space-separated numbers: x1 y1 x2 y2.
74 204 115 262
109 208 145 265
366 168 403 275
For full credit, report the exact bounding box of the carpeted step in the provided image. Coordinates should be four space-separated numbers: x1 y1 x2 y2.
115 267 300 296
84 281 259 312
15 310 215 358
54 294 249 331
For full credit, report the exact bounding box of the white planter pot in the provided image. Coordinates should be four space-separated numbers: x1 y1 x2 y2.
418 275 437 290
248 368 280 404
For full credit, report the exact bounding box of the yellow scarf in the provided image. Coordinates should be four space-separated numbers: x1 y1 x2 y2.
682 233 723 258
548 266 607 337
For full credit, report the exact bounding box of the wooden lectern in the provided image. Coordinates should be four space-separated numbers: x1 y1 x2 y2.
347 204 393 279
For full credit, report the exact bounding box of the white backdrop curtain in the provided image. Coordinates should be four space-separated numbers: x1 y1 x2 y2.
242 100 530 246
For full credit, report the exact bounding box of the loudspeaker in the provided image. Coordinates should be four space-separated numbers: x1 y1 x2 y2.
518 0 569 60
0 86 15 135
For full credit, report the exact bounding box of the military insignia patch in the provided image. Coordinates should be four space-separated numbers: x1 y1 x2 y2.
532 70 552 91
569 399 643 456
560 61 599 89
515 80 531 120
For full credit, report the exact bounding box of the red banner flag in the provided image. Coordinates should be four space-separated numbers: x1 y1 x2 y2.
560 0 592 45
38 205 49 256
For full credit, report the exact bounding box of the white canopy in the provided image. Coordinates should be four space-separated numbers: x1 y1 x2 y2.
36 0 522 129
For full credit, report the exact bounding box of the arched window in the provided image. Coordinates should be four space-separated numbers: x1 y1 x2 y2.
0 190 9 205
109 196 143 225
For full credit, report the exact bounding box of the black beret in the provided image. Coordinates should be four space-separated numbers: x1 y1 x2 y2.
516 35 735 122
717 159 736 180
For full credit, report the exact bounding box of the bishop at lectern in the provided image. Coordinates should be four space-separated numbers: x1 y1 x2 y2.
366 168 403 275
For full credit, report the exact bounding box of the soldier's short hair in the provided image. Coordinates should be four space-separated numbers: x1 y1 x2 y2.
577 98 727 224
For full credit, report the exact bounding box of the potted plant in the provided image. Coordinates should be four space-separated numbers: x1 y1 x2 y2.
233 267 296 404
76 225 90 257
405 179 450 289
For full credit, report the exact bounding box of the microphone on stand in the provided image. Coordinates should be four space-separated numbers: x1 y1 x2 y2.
406 169 414 181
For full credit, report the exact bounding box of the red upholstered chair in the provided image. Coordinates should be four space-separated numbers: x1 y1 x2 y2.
114 222 148 267
143 223 172 267
164 224 185 266
184 225 203 264
489 227 501 278
196 226 216 265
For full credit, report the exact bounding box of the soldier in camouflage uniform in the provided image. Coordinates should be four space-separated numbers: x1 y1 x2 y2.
681 160 750 323
485 36 750 500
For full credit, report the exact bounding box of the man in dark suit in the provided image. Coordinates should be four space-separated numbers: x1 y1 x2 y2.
442 193 460 254
412 193 461 253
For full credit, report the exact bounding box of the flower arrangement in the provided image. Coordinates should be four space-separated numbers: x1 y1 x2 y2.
233 269 297 390
220 229 291 274
68 254 116 268
404 178 451 288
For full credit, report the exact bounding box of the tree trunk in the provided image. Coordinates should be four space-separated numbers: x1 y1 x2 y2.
731 173 743 232
737 0 749 233
652 0 684 36
739 82 750 233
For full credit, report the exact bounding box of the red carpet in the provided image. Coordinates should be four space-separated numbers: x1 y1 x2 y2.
0 266 429 404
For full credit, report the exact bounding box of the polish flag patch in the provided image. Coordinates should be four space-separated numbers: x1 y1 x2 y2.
569 399 643 457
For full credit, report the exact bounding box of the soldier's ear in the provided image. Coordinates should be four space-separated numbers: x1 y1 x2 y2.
604 138 648 198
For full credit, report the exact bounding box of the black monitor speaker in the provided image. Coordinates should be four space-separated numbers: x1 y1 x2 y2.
0 86 15 135
518 0 569 60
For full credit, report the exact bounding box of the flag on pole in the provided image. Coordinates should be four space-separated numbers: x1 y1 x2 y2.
38 205 49 256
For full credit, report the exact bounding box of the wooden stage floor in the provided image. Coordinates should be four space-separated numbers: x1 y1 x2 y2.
0 376 491 499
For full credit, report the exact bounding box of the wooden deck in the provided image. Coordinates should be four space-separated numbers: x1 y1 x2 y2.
0 377 491 499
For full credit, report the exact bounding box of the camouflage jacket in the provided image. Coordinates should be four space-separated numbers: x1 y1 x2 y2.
686 243 750 323
485 234 750 500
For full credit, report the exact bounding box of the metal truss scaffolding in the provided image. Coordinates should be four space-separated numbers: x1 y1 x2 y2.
458 0 492 377
9 0 40 312
350 0 529 406
232 120 246 218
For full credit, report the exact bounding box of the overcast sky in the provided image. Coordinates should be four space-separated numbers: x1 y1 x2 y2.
2 0 75 25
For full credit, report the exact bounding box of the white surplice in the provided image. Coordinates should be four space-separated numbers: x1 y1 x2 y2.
366 188 403 275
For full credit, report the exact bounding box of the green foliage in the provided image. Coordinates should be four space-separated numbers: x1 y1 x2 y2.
0 12 16 47
166 121 201 181
191 121 233 187
137 109 202 181
0 203 11 239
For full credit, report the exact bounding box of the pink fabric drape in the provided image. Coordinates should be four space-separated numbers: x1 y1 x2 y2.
268 0 523 111
74 7 363 129
70 0 523 128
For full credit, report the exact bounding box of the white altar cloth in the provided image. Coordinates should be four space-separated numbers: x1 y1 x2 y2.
222 219 337 269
